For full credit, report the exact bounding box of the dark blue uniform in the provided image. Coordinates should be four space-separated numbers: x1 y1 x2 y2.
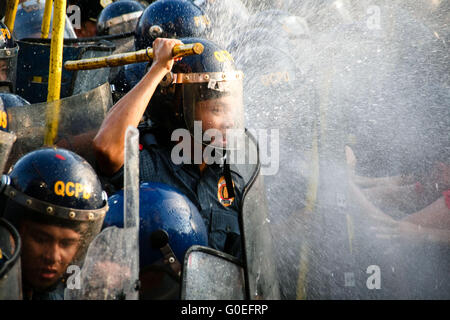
113 132 244 259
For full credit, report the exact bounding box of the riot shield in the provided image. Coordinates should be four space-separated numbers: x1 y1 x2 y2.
181 246 245 300
70 32 137 85
105 32 136 55
0 218 22 300
233 39 316 299
98 32 137 83
7 82 112 168
229 130 280 300
0 130 16 173
64 127 140 300
15 38 115 104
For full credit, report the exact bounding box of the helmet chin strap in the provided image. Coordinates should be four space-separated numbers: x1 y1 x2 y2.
150 229 182 279
202 146 236 199
223 150 236 199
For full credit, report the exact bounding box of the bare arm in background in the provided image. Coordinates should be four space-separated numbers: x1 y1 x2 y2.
345 146 450 244
349 179 450 244
345 146 436 214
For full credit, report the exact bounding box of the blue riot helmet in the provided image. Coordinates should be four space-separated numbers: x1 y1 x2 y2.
104 182 208 299
134 0 209 50
13 0 77 40
97 0 145 36
0 93 31 110
114 0 209 108
1 148 109 262
0 22 19 94
0 93 30 133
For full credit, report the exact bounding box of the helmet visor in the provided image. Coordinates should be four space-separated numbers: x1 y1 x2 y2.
99 11 142 36
182 73 245 150
14 1 77 40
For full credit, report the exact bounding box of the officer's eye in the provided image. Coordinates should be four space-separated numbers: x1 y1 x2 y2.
60 238 79 249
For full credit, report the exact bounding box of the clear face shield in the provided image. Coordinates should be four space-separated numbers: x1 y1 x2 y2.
99 11 143 36
13 0 77 40
181 71 245 151
0 44 18 92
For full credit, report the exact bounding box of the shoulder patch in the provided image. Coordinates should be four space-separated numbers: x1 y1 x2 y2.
217 176 235 207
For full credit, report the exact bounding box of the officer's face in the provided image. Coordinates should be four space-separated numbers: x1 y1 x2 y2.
19 219 82 291
195 95 240 148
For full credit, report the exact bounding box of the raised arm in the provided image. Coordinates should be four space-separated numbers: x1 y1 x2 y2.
93 38 183 175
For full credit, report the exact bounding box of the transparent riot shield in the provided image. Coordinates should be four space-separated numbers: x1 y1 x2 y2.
65 126 140 300
0 130 16 173
180 129 279 300
87 32 137 83
15 38 115 104
181 246 245 300
6 82 112 168
233 39 315 299
229 130 280 300
102 32 136 55
0 218 22 300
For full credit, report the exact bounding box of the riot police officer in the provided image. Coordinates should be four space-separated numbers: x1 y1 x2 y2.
1 148 109 299
134 0 209 51
94 37 246 259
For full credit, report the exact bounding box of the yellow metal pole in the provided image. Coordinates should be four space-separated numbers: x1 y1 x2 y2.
44 0 66 146
41 0 53 39
64 43 204 71
4 0 19 33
